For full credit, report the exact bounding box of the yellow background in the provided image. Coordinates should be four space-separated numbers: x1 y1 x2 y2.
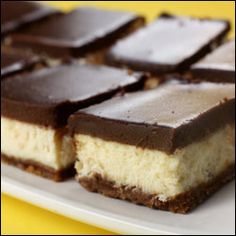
2 1 235 235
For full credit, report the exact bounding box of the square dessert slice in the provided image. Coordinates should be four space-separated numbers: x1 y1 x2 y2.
69 81 235 213
1 63 144 181
1 1 60 35
11 7 144 58
107 13 230 74
191 40 235 83
1 48 44 79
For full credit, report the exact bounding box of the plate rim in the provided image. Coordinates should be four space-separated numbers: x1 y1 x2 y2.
1 165 235 235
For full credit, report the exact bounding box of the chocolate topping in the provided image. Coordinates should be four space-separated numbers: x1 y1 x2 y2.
107 14 230 74
70 81 235 153
191 40 235 83
1 63 144 128
11 7 144 57
1 48 42 78
1 1 59 35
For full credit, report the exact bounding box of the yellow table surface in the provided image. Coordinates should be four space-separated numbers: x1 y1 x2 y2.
1 1 235 235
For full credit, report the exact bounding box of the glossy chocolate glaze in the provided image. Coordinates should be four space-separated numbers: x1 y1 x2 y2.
191 40 235 83
1 1 59 35
1 63 145 128
107 14 230 74
1 49 42 78
11 7 144 57
70 80 235 153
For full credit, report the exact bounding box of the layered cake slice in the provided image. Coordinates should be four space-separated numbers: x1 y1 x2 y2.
191 40 235 83
69 81 235 213
11 7 144 58
107 13 230 74
1 63 144 181
1 1 60 35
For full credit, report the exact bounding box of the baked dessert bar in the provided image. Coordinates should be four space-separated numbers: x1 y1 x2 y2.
1 63 144 181
11 7 144 58
69 81 235 213
191 40 235 83
1 1 60 35
1 48 44 79
107 14 230 74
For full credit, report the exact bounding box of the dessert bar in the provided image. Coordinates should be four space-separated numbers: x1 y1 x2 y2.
70 81 235 213
107 14 230 74
1 63 144 181
1 1 59 35
1 48 43 79
11 7 144 58
191 40 235 83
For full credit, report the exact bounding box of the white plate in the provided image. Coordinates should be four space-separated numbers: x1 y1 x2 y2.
1 163 235 235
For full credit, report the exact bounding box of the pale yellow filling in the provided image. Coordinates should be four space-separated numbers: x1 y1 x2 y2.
1 117 75 170
75 124 235 200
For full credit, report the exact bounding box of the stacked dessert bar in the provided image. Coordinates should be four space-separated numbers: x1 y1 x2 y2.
1 1 235 213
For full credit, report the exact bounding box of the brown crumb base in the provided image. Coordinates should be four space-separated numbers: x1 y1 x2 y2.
2 154 75 181
77 164 235 213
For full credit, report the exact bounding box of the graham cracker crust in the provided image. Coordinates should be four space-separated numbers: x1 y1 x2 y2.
1 154 75 181
77 164 235 213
